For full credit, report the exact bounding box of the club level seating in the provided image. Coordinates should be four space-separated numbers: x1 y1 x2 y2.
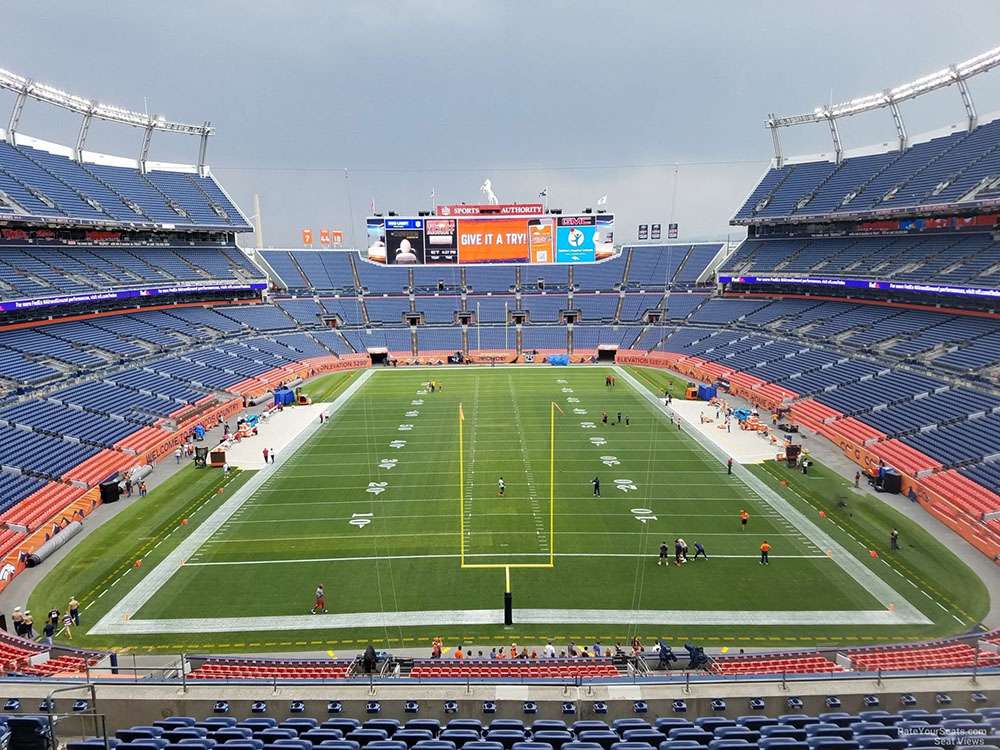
846 643 1000 672
0 244 263 303
710 654 842 676
188 658 353 680
734 116 1000 223
0 140 248 230
409 658 620 679
720 233 1000 289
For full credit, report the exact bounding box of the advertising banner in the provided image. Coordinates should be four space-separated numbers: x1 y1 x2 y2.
457 217 530 263
528 217 554 263
424 218 459 264
384 218 425 265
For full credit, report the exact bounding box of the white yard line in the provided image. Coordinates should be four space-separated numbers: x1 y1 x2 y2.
182 551 828 567
613 365 931 626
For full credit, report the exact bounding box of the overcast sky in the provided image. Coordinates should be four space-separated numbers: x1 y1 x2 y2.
4 1 1000 247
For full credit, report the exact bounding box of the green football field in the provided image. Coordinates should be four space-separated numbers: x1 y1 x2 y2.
29 365 988 654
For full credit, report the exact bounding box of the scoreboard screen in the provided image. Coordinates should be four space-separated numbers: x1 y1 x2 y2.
366 212 614 265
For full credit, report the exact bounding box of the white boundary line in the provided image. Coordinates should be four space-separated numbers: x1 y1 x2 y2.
612 364 930 625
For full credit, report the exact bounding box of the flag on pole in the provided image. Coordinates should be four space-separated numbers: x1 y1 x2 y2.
459 403 465 422
370 198 376 214
552 402 564 415
597 195 608 206
539 187 548 198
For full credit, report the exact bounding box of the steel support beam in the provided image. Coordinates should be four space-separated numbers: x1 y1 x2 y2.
954 68 978 131
197 121 211 176
138 124 154 174
888 97 908 151
7 83 29 142
827 115 843 164
768 114 784 168
75 108 94 162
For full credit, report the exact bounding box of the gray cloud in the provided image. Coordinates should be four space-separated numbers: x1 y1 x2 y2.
3 1 1000 245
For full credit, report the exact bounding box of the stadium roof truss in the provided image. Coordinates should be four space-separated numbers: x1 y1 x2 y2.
766 46 1000 167
0 67 214 174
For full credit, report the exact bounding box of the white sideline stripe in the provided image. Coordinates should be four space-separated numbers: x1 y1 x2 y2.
612 365 931 626
183 551 830 567
89 368 377 637
87 607 920 635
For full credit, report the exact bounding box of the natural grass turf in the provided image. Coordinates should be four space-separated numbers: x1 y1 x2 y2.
30 366 988 653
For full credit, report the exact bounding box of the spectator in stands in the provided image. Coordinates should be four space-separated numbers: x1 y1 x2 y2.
890 528 900 551
454 645 464 659
489 647 497 659
544 641 556 658
568 642 578 657
68 598 79 626
431 636 442 658
510 643 519 658
593 641 603 657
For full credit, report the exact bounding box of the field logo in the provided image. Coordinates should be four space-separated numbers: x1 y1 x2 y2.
411 399 424 405
630 507 657 523
405 410 420 417
614 479 638 492
573 408 587 415
350 512 374 528
556 379 568 384
560 387 574 393
580 421 596 429
389 439 406 449
378 458 398 470
600 455 620 466
566 397 580 403
589 436 607 446
398 424 414 431
366 482 388 495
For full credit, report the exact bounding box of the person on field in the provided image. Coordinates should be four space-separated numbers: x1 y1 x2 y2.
498 477 505 496
68 597 79 626
658 541 669 566
890 528 900 551
693 541 708 560
602 411 608 425
759 540 771 565
625 415 630 426
727 457 733 475
263 448 269 463
739 509 749 530
592 477 601 497
311 584 327 614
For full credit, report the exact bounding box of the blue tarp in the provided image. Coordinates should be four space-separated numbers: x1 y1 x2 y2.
548 354 569 366
697 384 717 401
273 388 295 407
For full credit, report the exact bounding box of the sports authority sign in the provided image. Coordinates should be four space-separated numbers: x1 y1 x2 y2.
436 203 543 216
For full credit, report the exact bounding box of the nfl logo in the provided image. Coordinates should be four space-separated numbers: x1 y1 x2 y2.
441 206 450 216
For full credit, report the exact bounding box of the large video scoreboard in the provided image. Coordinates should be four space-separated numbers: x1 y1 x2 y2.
366 205 615 265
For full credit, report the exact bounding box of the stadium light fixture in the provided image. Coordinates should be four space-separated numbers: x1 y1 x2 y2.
765 45 1000 166
0 66 215 173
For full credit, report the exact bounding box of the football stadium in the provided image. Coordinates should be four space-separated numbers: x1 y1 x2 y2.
0 3 998 743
